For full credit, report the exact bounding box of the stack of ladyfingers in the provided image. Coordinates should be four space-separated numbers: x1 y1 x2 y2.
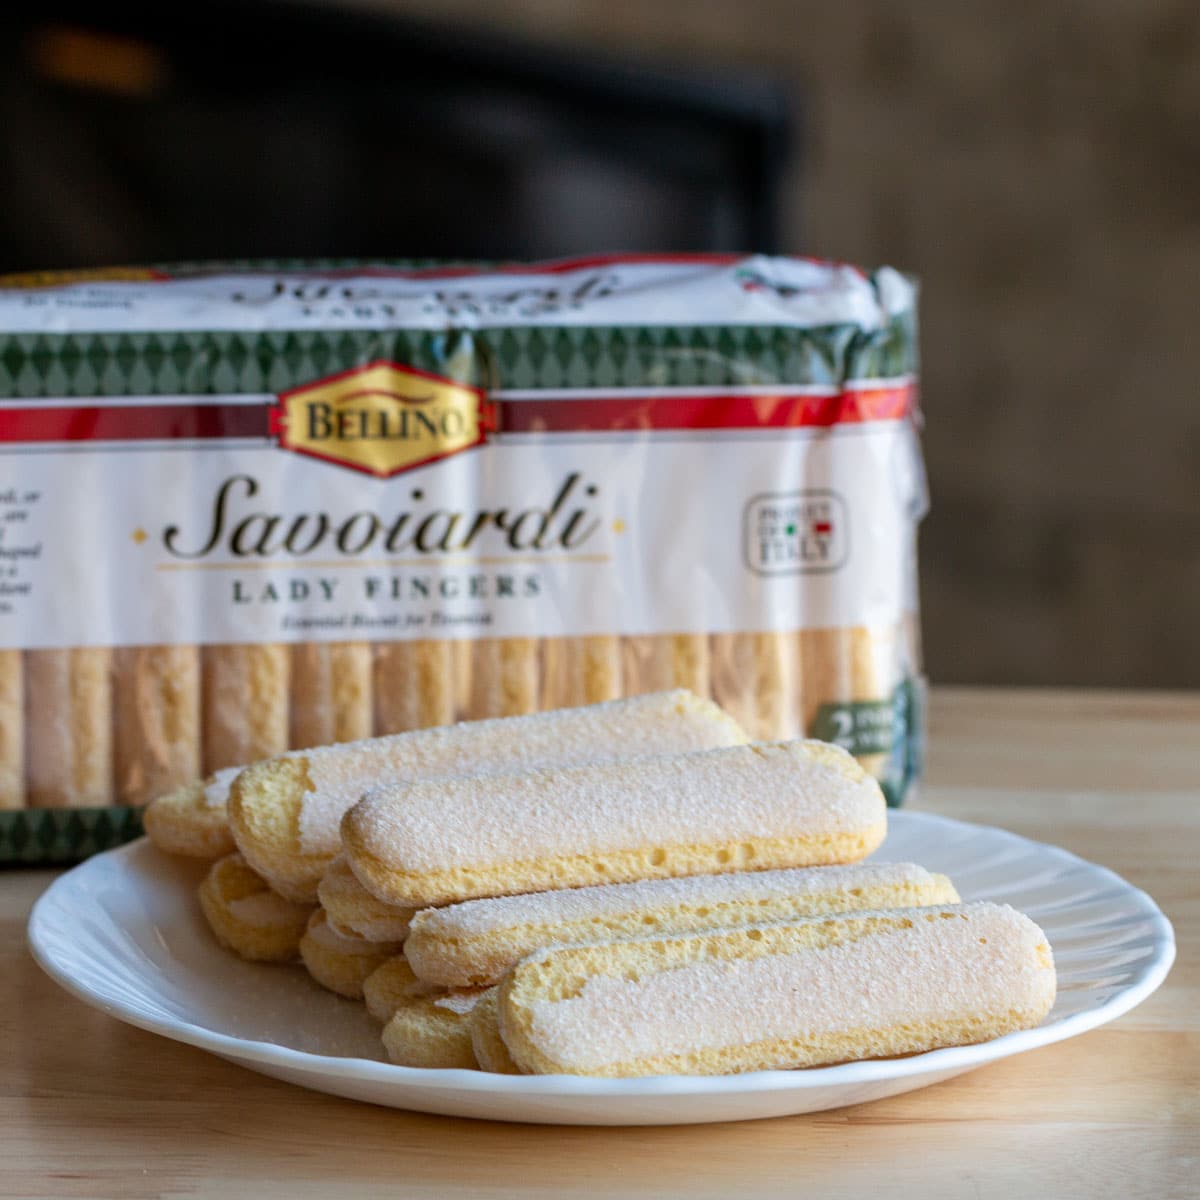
146 690 1056 1078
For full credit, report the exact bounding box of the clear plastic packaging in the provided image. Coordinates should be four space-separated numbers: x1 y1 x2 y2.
0 254 925 858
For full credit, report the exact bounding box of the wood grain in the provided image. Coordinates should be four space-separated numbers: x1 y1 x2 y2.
3 687 1197 1200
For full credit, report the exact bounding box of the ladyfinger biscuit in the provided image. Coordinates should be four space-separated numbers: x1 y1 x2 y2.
799 625 903 780
540 637 622 709
711 633 797 742
0 650 23 808
362 955 484 1026
298 908 404 999
465 638 538 719
469 988 521 1074
498 902 1057 1077
290 643 372 748
801 624 902 782
373 641 454 734
847 624 901 779
143 766 241 859
538 639 570 709
582 637 623 704
25 648 112 807
318 857 415 942
230 689 745 903
622 635 711 699
405 862 957 988
202 644 289 773
380 984 483 1070
197 852 315 963
344 739 886 909
798 626 848 737
114 645 201 807
362 956 419 1024
451 640 474 721
668 634 710 696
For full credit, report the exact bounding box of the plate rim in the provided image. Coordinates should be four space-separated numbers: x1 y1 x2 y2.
27 810 1177 1101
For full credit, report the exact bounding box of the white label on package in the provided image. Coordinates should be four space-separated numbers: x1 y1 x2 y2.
0 385 923 650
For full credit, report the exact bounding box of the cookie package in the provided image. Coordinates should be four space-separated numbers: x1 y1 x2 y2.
0 254 926 861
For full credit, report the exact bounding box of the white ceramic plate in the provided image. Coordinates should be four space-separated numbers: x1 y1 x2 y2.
29 812 1175 1126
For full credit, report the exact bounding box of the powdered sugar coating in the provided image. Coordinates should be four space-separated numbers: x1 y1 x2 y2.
303 909 390 954
413 862 937 939
298 690 743 855
204 765 242 809
353 740 883 873
433 992 486 1016
522 903 1055 1071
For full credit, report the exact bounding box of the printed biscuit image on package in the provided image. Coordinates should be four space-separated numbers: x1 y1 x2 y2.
0 255 926 860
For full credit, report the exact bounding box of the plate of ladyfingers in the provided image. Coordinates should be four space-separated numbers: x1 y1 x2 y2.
29 693 1175 1125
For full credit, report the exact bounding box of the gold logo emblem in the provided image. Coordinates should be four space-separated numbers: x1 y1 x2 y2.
272 360 494 477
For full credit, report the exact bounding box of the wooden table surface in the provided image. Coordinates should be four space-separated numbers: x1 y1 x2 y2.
3 688 1197 1200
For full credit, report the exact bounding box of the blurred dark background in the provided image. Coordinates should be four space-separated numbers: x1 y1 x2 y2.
2 0 1196 689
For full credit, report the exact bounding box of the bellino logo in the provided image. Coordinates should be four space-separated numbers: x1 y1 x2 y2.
270 360 497 477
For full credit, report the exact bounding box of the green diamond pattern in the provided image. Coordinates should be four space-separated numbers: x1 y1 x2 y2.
9 814 29 854
0 314 916 399
0 807 144 864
